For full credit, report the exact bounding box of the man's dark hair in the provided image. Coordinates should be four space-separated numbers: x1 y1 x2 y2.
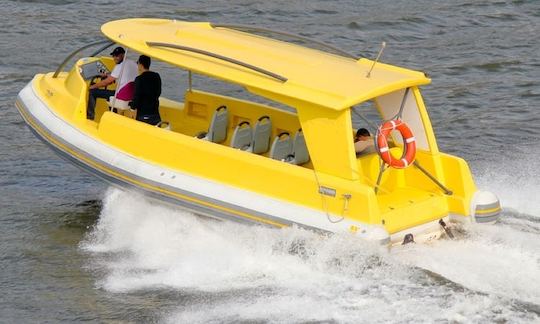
110 46 125 56
137 55 151 69
356 128 370 138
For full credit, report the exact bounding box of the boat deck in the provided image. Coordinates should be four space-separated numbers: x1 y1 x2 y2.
377 187 448 234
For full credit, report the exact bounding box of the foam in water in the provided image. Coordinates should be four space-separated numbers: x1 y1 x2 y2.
397 144 540 307
395 223 540 305
82 188 378 293
81 188 539 323
474 144 540 217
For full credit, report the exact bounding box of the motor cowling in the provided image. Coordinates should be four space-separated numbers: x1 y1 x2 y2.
471 191 501 224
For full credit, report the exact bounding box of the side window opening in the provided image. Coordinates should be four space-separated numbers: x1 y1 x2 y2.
350 88 430 153
351 100 381 137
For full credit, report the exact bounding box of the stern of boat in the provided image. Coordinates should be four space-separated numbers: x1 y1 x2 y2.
355 148 501 245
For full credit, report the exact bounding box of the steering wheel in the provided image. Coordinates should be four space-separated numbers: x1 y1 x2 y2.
95 60 110 76
83 59 110 85
88 60 111 89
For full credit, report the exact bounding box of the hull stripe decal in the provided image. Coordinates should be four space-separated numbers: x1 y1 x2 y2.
15 94 329 231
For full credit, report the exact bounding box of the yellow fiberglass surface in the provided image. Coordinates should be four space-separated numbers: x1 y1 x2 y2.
17 17 487 241
101 18 430 111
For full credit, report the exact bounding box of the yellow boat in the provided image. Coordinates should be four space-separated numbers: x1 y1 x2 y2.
15 18 501 245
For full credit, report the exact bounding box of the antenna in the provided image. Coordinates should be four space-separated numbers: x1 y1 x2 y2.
366 41 386 78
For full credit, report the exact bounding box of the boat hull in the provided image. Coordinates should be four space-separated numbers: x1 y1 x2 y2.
16 79 397 244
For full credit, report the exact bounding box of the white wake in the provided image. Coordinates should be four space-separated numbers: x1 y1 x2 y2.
81 186 539 323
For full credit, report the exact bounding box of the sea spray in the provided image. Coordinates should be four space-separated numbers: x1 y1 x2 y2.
81 188 391 293
80 188 538 323
474 144 540 217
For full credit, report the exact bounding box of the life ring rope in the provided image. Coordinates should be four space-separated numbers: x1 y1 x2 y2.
375 119 416 169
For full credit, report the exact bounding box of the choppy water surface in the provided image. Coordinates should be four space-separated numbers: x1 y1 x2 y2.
1 0 539 322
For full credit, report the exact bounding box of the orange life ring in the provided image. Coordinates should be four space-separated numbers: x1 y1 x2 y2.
376 119 416 168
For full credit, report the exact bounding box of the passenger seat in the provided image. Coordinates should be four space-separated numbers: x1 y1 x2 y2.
288 129 310 165
230 121 253 150
108 96 131 111
251 116 272 154
269 132 293 161
196 105 228 143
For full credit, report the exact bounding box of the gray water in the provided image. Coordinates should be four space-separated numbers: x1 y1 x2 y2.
1 0 540 323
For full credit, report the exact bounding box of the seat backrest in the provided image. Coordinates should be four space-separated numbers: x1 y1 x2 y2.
231 121 253 150
269 132 293 161
251 116 272 154
291 129 310 165
207 105 228 143
108 96 130 110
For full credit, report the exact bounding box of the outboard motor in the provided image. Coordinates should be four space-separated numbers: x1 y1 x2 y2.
471 191 501 224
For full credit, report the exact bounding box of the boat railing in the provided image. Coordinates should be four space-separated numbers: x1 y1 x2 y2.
210 23 359 60
53 40 114 78
146 41 288 82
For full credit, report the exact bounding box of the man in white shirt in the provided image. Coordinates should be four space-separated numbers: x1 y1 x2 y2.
87 46 138 120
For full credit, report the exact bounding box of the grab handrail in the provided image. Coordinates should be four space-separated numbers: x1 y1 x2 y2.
53 40 114 78
90 41 115 58
211 23 359 60
146 41 288 82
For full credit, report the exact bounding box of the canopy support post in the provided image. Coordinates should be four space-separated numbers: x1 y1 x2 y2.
374 160 387 194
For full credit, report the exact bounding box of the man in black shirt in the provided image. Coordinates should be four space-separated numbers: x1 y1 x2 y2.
131 55 162 125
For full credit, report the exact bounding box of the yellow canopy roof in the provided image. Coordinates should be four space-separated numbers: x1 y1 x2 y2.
102 18 430 110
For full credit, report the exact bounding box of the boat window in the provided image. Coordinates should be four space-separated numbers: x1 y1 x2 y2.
351 88 430 152
142 59 306 163
150 59 189 102
351 100 381 137
184 71 297 113
374 89 429 151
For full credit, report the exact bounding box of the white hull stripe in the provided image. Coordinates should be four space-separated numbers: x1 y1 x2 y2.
15 81 372 234
16 96 324 231
23 123 273 227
